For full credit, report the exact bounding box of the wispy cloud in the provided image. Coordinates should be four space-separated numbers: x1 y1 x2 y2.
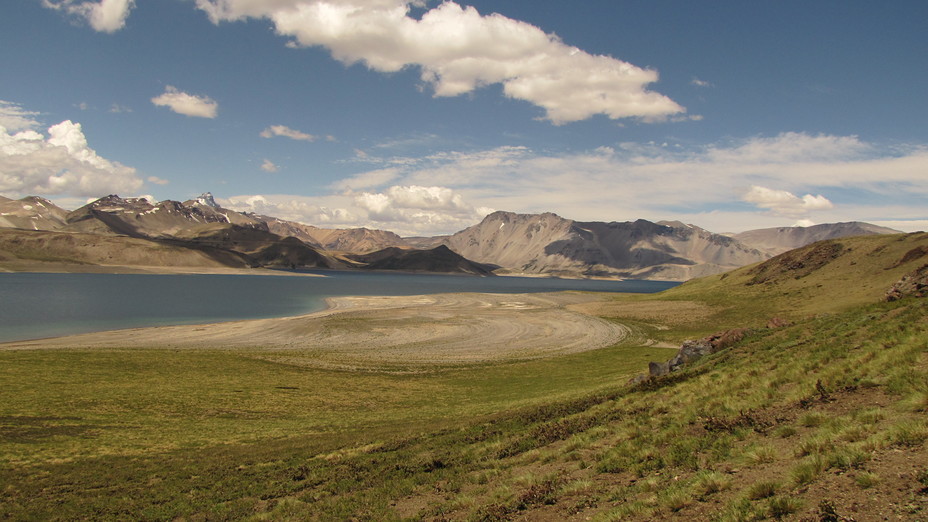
151 86 218 118
691 77 713 88
260 159 279 173
332 168 401 191
260 125 316 142
0 100 41 132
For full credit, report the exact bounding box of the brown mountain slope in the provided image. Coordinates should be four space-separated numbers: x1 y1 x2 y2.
443 211 769 280
733 221 901 255
0 196 69 231
0 228 248 271
255 215 408 253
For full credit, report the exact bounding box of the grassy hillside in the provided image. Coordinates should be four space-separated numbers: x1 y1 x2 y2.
2 233 927 520
0 228 248 271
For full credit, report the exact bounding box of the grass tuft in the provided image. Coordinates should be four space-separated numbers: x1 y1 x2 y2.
746 480 779 500
855 471 880 489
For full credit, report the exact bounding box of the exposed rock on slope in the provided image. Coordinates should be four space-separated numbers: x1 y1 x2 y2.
443 211 769 280
885 263 928 301
734 222 900 255
642 328 750 380
346 245 495 275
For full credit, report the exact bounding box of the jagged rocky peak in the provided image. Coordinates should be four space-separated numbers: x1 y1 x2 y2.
188 192 220 209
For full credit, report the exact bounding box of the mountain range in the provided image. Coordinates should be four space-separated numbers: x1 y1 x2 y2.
0 192 904 280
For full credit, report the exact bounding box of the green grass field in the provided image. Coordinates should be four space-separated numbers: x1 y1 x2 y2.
2 232 927 520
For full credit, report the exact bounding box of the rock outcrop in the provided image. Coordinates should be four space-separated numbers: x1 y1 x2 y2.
646 328 751 378
885 264 928 301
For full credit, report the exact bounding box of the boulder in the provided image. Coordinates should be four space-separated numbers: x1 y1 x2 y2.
659 328 751 375
648 361 670 377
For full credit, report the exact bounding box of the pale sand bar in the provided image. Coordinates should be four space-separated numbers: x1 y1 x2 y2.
1 292 627 371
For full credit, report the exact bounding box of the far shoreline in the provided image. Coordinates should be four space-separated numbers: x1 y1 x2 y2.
0 269 675 345
0 263 328 277
0 262 631 282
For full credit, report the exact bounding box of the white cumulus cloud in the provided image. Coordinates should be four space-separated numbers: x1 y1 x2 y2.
0 119 142 197
43 0 135 33
194 0 684 124
742 185 834 217
151 86 219 118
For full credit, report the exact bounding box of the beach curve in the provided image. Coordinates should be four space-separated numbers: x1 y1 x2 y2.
1 292 629 371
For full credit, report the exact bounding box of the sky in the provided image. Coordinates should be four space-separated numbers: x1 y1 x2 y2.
1 0 927 236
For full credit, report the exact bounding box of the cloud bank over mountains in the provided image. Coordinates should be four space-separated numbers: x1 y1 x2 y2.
218 132 928 236
3 94 926 235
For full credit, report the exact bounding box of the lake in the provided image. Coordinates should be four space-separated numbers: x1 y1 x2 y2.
0 271 679 343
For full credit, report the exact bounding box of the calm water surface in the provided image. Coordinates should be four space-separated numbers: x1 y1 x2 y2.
0 271 679 342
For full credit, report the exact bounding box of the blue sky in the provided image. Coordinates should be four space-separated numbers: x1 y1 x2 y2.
1 0 926 235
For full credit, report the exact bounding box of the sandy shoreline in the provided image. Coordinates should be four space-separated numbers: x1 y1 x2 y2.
1 292 628 370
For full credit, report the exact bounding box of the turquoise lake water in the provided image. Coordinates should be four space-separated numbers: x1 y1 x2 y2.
0 271 679 342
